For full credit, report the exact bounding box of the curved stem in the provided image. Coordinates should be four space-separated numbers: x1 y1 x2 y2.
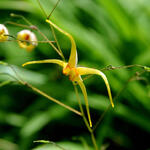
91 132 98 150
25 82 82 116
10 13 32 26
47 0 61 19
0 64 82 116
50 24 65 61
35 27 65 59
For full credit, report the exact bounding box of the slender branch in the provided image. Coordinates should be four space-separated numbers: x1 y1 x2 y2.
47 0 61 19
7 39 55 44
0 72 18 81
83 64 149 81
101 64 146 71
91 132 98 150
36 27 64 59
50 24 65 61
7 39 55 43
83 65 150 131
37 0 47 18
10 13 32 26
24 82 82 116
93 105 111 132
0 64 82 116
93 69 148 131
6 34 55 44
35 0 65 59
9 3 63 60
4 21 30 29
5 20 64 59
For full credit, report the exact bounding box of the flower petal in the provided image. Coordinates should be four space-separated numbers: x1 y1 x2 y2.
77 67 114 108
46 19 77 67
22 59 66 68
77 79 92 127
0 24 9 42
17 29 38 51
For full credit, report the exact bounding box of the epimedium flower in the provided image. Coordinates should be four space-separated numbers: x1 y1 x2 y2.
0 24 9 42
17 29 38 51
22 19 114 127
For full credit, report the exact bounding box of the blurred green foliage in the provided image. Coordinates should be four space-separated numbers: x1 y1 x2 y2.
0 0 150 149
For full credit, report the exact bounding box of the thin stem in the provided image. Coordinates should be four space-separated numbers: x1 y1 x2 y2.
36 0 65 60
8 64 25 84
92 71 147 146
83 64 148 81
0 72 18 81
25 82 82 116
10 13 32 26
7 39 55 44
6 34 55 43
47 0 61 19
37 0 47 18
1 64 82 116
5 21 64 59
91 132 98 150
4 21 30 29
93 70 147 131
50 24 65 61
36 27 64 59
100 64 146 71
93 105 111 132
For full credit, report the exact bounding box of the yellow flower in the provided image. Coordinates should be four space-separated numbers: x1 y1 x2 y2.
17 30 38 51
0 24 9 42
22 19 114 127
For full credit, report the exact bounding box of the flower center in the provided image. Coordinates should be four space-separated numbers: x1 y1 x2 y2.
25 34 30 40
63 64 79 81
0 29 4 35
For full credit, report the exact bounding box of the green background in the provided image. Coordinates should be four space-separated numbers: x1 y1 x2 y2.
0 0 150 149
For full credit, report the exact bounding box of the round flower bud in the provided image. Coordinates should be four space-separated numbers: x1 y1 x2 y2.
17 29 38 51
0 24 9 42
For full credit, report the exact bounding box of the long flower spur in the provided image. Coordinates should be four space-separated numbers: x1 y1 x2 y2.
22 19 114 127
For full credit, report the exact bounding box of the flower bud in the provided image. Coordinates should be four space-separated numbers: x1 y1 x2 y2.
17 29 38 51
0 24 9 42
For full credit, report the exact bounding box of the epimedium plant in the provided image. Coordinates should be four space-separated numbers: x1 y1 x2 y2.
0 0 150 149
0 1 113 149
22 18 114 128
